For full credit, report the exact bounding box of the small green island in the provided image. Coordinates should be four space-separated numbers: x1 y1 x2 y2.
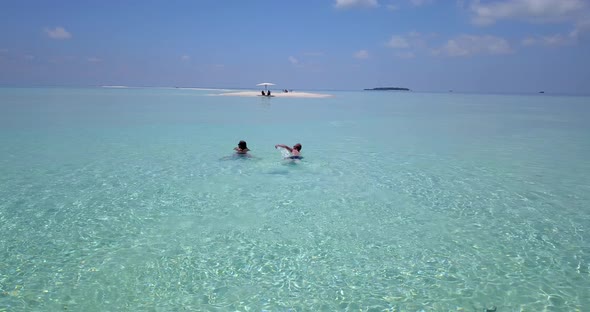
364 87 410 91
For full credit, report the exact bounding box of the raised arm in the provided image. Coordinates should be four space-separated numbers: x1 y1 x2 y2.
275 144 293 152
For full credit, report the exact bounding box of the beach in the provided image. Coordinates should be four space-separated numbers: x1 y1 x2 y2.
216 90 334 98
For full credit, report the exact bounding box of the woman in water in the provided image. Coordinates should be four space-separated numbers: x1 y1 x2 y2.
234 140 250 155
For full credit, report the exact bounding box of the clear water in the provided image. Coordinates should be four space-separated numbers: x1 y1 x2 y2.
1 87 589 311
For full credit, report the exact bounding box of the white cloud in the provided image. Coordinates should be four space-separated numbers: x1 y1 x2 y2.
522 16 590 47
522 37 538 46
522 33 573 46
469 0 586 26
468 1 590 49
394 51 416 58
288 56 299 64
334 0 379 9
436 35 512 56
387 32 430 49
303 52 324 56
44 26 72 40
181 55 190 61
48 55 75 64
386 32 432 58
410 0 434 6
386 4 398 10
387 35 410 48
571 18 590 39
354 49 369 59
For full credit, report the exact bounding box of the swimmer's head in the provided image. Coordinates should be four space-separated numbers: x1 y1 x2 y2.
293 143 302 151
238 140 248 150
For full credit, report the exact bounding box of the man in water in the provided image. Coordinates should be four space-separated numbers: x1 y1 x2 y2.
275 143 302 159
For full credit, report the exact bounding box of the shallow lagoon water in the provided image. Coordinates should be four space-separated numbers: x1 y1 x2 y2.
0 87 589 311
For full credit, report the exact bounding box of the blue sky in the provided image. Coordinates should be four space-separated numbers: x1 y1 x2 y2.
0 0 589 94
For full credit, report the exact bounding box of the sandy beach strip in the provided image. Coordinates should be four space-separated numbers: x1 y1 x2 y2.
216 90 334 98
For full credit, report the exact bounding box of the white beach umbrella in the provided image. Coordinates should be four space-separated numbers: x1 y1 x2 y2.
256 82 275 90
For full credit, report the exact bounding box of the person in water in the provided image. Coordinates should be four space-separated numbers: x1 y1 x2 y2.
275 143 302 159
234 140 250 155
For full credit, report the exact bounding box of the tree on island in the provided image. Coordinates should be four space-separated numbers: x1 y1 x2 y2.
364 87 410 91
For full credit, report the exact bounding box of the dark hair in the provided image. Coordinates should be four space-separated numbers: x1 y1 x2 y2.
238 140 248 150
294 143 302 151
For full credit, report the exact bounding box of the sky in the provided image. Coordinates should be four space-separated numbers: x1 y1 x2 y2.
0 0 589 94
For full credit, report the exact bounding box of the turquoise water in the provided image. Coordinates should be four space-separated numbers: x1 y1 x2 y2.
1 87 589 311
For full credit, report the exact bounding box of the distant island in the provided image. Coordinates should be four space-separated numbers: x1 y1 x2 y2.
364 87 410 91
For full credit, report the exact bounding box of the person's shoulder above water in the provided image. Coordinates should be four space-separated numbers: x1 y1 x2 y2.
275 143 302 157
234 140 250 154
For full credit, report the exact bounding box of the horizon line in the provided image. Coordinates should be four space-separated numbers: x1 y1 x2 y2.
0 84 587 97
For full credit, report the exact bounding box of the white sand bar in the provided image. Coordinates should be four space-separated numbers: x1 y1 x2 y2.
217 91 334 98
